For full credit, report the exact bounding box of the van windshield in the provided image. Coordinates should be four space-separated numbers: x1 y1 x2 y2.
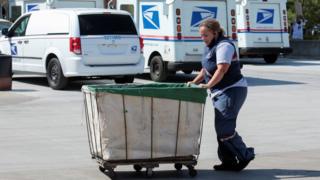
78 14 137 35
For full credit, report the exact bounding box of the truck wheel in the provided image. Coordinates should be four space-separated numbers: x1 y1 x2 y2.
150 56 168 82
133 164 142 172
263 54 278 64
46 57 68 90
114 75 134 84
183 70 193 74
174 163 183 171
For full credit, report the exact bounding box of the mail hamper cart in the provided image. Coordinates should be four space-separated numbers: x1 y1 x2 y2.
82 83 207 177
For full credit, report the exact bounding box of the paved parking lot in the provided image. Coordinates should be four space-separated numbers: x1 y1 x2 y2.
1 58 320 180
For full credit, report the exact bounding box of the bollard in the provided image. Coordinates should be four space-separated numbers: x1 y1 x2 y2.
0 55 12 91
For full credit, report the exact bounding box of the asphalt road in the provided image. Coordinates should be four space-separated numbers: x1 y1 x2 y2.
1 57 320 180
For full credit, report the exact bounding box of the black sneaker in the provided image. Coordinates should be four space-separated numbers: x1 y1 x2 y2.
234 156 255 171
213 163 238 171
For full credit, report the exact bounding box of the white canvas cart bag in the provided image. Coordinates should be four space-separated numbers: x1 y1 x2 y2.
82 83 207 177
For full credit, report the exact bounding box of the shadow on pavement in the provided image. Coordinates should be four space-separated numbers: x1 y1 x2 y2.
13 76 115 91
137 73 303 87
13 73 196 91
13 72 303 91
241 58 320 67
246 77 304 87
13 76 49 86
102 169 320 180
10 89 38 92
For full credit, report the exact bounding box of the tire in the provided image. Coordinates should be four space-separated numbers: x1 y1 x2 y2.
189 168 197 177
114 75 134 84
99 166 106 172
187 165 197 177
46 57 68 90
174 163 183 171
182 70 193 74
150 55 168 82
133 164 142 172
240 62 244 69
263 54 278 64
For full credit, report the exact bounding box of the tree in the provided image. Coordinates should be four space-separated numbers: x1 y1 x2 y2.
287 0 320 30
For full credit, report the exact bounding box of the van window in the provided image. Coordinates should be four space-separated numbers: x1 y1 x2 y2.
10 15 30 37
78 14 137 35
120 4 134 18
26 12 69 35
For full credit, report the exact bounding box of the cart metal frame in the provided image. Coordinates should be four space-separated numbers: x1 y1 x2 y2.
83 87 205 178
94 155 198 177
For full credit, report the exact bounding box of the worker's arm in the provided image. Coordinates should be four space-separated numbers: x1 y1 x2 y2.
187 68 205 86
199 63 229 89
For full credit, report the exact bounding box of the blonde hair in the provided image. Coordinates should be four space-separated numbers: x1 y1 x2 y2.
200 18 225 36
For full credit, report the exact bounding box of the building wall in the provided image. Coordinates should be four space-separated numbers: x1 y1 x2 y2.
289 40 320 59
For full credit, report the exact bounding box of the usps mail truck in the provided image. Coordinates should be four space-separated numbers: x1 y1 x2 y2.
116 0 238 82
8 0 104 21
236 0 292 64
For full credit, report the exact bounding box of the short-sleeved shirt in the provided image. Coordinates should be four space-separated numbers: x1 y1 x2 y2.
216 42 237 64
210 42 247 98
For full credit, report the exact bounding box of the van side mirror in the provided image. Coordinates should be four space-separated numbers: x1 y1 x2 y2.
1 28 9 36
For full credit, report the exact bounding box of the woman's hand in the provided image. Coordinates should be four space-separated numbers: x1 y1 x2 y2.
187 82 208 88
186 69 205 87
198 83 209 88
186 81 195 87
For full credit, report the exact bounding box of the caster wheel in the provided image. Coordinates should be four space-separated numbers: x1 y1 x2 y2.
106 167 116 178
107 170 116 179
146 168 154 177
99 166 105 172
134 164 142 172
183 70 193 74
188 167 197 177
174 163 183 171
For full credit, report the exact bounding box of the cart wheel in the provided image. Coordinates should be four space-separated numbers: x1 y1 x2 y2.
99 166 105 172
106 167 116 179
188 166 197 177
134 164 142 172
174 163 183 171
146 167 154 177
107 170 116 179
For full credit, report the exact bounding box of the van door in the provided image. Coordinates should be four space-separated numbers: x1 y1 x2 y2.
248 2 283 44
22 13 46 72
6 15 31 71
23 12 69 73
181 0 228 54
78 14 141 66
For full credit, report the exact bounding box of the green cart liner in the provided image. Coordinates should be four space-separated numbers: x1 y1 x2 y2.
83 83 207 103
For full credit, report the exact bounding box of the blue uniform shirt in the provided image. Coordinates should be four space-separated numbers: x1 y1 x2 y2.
201 36 243 93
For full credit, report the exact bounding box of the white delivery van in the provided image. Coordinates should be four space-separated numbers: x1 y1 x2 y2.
116 0 238 81
8 0 105 21
236 0 292 64
0 9 144 90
